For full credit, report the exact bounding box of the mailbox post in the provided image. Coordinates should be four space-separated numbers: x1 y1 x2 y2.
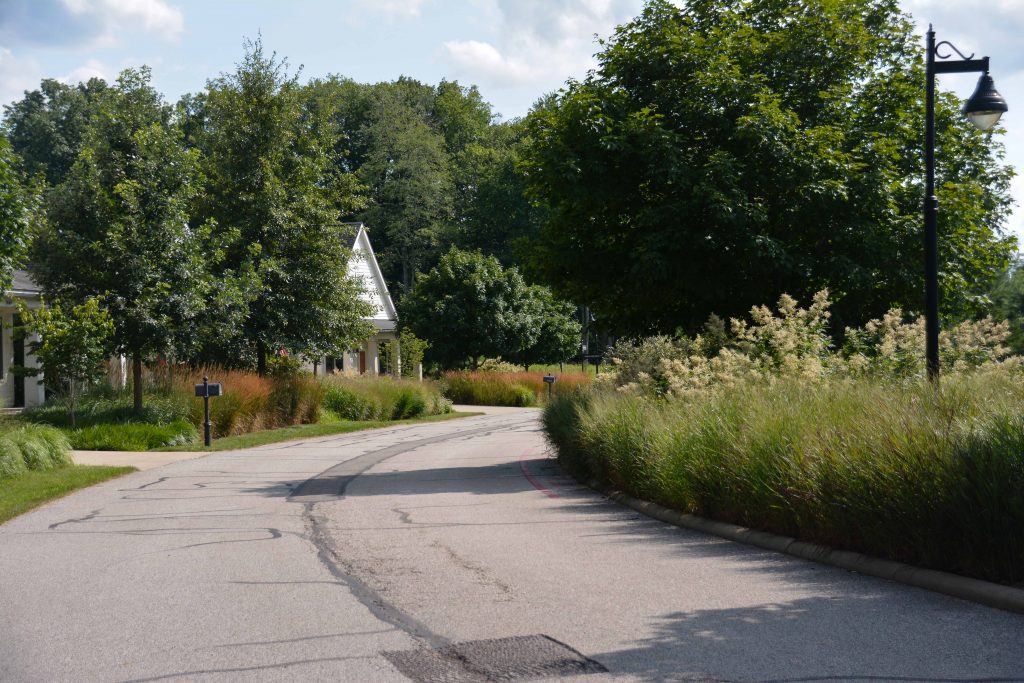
194 376 223 447
543 374 557 401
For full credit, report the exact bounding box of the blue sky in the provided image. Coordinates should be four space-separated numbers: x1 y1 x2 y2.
1 0 1022 241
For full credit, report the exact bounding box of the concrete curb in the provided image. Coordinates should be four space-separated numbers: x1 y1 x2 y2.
588 480 1024 615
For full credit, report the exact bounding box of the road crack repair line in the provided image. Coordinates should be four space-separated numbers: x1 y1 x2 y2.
292 416 537 651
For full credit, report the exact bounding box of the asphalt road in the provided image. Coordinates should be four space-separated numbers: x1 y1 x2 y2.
2 409 1023 682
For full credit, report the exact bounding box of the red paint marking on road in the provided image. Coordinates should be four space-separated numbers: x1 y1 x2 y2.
519 452 559 499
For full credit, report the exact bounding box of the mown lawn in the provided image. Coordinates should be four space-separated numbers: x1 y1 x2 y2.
155 410 481 452
0 465 136 524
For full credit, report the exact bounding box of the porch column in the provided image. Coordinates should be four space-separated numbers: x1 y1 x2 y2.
366 338 379 376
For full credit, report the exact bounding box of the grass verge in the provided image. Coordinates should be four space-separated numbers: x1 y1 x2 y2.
155 411 481 452
0 465 136 524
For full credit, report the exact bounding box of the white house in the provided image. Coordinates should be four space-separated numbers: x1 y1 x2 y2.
310 223 401 377
1 270 46 408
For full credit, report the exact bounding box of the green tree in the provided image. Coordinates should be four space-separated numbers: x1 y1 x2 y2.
399 248 541 369
990 259 1024 354
522 0 1016 336
33 67 213 412
509 286 581 368
0 137 33 291
17 298 114 428
357 87 455 292
452 121 544 266
2 78 109 186
192 40 373 374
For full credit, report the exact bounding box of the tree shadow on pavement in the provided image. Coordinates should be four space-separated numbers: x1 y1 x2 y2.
587 594 1024 683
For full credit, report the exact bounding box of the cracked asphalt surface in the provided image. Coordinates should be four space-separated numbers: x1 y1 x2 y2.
2 409 1023 682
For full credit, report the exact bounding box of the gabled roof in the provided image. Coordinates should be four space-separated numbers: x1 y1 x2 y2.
344 223 397 331
10 270 40 294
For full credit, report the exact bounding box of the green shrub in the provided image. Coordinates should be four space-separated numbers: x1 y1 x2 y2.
70 419 197 451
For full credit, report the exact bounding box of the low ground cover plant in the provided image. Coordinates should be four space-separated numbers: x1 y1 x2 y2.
545 292 1024 585
442 369 590 406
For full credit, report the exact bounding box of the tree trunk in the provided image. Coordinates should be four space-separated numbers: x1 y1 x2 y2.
256 340 267 377
132 354 143 414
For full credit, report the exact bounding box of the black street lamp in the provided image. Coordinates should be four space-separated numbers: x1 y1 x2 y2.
925 26 1007 381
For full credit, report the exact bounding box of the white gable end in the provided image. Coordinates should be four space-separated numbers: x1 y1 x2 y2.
346 224 397 331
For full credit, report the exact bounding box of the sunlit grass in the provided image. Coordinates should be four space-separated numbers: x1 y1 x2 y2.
0 465 135 524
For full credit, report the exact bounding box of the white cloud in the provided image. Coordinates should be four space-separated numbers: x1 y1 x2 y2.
442 0 642 88
0 0 184 48
356 0 426 20
93 0 184 40
0 49 43 108
443 39 537 85
61 58 108 85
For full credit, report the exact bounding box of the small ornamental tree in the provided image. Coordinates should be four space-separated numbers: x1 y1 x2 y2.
399 248 540 369
17 298 114 427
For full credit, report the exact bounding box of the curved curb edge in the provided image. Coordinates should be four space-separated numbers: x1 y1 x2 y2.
586 479 1024 616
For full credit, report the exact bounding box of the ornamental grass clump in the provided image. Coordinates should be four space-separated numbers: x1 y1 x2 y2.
320 376 451 421
546 291 1024 584
442 370 590 406
0 424 71 477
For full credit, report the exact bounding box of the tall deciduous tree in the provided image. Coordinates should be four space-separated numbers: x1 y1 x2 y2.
399 248 541 369
522 0 1016 336
192 40 373 374
33 67 213 412
0 137 33 290
357 88 454 292
2 78 108 187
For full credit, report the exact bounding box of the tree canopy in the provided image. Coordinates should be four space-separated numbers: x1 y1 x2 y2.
2 78 108 187
522 0 1016 335
32 68 214 410
188 40 374 373
400 248 539 368
0 136 33 291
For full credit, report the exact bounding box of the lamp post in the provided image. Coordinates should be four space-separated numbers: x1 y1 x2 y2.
924 26 1007 381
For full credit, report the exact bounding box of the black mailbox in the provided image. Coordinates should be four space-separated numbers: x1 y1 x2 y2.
195 383 222 397
195 377 222 447
543 374 557 384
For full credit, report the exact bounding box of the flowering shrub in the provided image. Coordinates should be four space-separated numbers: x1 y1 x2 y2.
606 291 1017 397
